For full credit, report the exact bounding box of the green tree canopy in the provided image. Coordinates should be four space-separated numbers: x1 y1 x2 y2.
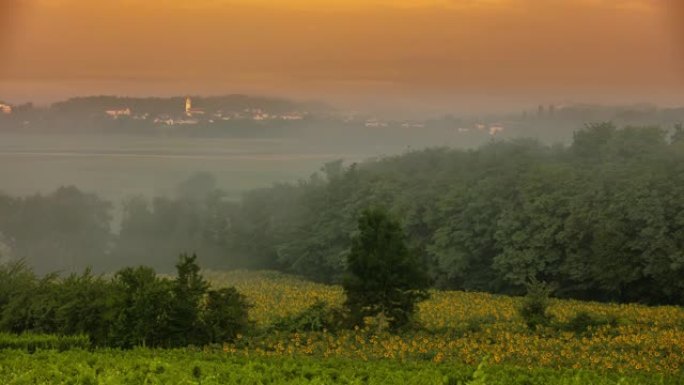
343 207 430 329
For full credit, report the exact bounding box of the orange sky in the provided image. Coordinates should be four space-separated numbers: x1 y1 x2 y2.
1 0 683 113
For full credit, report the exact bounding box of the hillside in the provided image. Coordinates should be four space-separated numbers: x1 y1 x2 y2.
1 270 681 384
203 270 684 373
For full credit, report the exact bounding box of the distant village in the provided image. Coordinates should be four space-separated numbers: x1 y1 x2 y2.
95 96 513 136
105 97 308 127
1 96 682 140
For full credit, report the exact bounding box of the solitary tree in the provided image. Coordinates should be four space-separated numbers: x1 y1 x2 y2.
343 207 430 329
168 254 209 346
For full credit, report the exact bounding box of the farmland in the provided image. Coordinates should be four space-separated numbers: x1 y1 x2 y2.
2 349 681 385
209 271 684 373
1 271 682 384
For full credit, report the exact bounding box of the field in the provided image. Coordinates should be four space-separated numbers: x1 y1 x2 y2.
206 271 684 373
2 349 682 385
0 133 368 202
1 271 682 384
0 133 422 203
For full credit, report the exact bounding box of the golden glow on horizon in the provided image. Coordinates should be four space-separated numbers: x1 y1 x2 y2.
29 0 655 9
2 0 682 108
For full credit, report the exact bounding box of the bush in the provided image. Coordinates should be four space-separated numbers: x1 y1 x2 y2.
0 256 251 349
563 311 619 336
202 287 250 342
272 301 347 333
519 279 553 329
108 266 174 348
0 260 35 313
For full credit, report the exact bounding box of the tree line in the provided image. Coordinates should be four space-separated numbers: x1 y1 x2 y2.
0 209 429 345
0 255 249 348
1 123 683 305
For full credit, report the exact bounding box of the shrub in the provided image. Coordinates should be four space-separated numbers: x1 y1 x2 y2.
272 300 347 333
0 260 36 313
202 287 250 343
0 255 251 349
109 266 174 348
563 311 620 336
519 279 553 329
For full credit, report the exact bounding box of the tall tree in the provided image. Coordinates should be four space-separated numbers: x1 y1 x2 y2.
168 254 209 346
343 207 430 329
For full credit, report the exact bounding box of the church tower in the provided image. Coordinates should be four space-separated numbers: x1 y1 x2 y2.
185 97 192 116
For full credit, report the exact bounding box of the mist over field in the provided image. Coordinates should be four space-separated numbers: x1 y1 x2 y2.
1 104 684 303
1 96 682 201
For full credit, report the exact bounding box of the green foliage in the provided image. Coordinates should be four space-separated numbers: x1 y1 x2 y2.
272 300 347 333
202 287 250 342
0 333 90 352
0 273 61 334
563 311 620 336
0 256 249 349
168 254 210 346
0 261 35 318
109 266 174 348
213 125 684 306
0 349 680 385
519 279 553 329
343 207 430 330
53 270 112 344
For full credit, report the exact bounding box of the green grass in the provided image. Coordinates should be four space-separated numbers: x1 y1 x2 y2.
1 348 682 385
0 333 90 352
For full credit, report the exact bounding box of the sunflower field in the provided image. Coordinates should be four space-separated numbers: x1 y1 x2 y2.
204 271 684 374
0 270 682 384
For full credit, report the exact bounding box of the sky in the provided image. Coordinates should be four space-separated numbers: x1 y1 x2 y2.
1 0 683 115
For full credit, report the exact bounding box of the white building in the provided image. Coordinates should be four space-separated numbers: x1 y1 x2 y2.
105 108 131 118
365 119 388 128
0 104 12 115
401 122 425 129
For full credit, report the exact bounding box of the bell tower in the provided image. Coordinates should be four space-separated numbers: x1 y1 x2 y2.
185 97 192 116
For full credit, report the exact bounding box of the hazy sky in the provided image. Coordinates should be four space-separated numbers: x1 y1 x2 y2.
1 0 683 114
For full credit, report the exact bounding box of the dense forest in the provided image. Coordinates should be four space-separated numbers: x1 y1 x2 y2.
1 123 683 305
